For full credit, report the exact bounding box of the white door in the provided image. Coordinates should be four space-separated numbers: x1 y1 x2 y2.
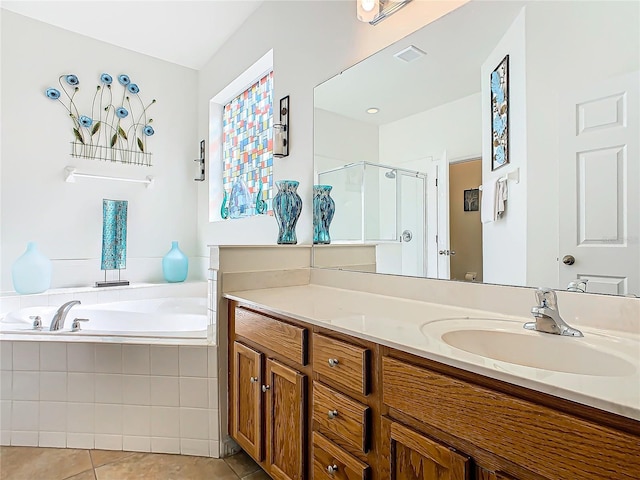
398 172 426 277
559 71 639 296
426 151 451 279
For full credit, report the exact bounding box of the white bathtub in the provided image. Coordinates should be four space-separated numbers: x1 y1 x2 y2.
0 297 207 339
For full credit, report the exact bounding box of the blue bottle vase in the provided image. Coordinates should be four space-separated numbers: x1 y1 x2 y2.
313 185 335 244
273 180 302 245
162 241 188 283
11 242 52 294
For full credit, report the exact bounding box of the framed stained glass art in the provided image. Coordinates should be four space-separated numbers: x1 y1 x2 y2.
491 55 509 171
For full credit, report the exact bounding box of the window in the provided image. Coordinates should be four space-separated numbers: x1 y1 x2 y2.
222 71 273 218
209 50 274 222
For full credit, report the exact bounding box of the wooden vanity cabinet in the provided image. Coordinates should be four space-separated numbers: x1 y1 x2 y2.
228 301 640 480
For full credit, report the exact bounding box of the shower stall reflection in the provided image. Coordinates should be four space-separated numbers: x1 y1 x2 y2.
317 161 427 277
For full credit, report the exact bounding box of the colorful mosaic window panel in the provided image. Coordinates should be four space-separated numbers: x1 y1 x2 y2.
222 71 274 218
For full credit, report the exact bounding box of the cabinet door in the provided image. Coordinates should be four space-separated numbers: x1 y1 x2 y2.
265 358 306 480
476 468 519 480
381 417 470 480
232 342 263 461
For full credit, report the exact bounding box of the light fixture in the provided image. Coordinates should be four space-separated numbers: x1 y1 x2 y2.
366 107 379 114
273 96 289 158
357 0 379 23
358 0 413 25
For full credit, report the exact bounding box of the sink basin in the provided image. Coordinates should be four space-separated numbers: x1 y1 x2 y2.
421 318 637 377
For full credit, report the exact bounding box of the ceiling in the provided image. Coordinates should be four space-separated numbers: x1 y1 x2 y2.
314 0 526 125
0 0 264 70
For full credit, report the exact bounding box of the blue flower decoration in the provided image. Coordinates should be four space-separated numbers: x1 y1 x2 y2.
143 125 154 136
491 71 504 104
65 74 79 86
118 74 131 86
100 73 113 85
116 107 129 119
493 115 506 136
495 145 506 165
79 115 93 128
127 83 140 94
45 88 61 100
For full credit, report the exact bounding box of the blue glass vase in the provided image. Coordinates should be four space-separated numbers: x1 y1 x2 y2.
229 176 253 219
11 242 52 294
273 180 302 245
162 241 188 283
313 185 335 244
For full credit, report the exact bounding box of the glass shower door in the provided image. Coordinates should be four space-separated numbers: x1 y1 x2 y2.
399 172 426 277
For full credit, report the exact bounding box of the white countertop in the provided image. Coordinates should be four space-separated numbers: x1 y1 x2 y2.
225 284 640 421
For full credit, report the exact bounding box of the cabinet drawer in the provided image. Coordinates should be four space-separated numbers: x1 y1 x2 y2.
382 356 640 480
235 307 307 365
313 381 369 452
313 334 369 395
312 431 369 480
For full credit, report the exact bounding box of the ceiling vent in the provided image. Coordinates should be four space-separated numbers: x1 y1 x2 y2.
393 45 426 63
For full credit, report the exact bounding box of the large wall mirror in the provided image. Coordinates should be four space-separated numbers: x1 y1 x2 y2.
313 0 639 297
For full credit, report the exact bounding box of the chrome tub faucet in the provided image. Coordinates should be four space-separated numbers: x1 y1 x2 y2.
524 288 583 337
50 300 81 331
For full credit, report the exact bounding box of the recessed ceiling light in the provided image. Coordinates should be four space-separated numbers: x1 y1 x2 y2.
394 45 427 63
366 107 379 114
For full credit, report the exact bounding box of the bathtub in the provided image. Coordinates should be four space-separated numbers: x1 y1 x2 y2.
0 297 207 339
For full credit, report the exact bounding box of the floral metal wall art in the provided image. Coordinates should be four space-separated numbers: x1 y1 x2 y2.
45 73 156 166
490 55 509 171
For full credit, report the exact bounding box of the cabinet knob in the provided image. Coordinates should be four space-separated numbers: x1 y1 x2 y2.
327 464 339 475
261 385 270 393
250 376 258 383
328 358 339 367
327 409 338 420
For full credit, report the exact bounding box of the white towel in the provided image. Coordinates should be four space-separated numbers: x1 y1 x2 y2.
480 179 497 224
496 179 508 218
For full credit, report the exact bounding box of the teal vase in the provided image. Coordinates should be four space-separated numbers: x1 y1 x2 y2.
162 241 188 283
273 180 302 244
11 242 52 294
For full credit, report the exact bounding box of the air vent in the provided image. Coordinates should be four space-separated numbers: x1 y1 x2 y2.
393 45 426 63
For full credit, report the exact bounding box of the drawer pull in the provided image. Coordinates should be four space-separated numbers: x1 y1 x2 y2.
327 464 339 475
250 376 259 383
262 384 270 392
328 358 339 367
327 409 339 419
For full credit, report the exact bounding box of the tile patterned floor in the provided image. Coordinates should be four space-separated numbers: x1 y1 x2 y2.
0 447 270 480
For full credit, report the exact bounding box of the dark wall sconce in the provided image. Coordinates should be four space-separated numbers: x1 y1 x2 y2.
194 139 205 181
274 96 289 158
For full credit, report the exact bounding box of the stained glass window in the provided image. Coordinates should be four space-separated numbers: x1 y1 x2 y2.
222 71 274 218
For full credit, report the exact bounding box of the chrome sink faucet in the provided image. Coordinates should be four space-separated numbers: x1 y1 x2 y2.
50 300 81 331
524 288 583 337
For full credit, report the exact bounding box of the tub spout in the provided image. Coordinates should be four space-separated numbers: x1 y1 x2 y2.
50 300 81 331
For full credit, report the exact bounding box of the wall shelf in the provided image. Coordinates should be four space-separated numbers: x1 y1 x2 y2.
64 167 154 188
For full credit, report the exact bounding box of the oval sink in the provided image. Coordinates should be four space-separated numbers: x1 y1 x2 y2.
442 329 637 377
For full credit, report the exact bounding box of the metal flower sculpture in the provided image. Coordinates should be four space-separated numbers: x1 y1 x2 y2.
44 72 156 165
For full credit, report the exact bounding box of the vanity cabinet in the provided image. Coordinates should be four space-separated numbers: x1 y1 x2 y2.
228 301 640 480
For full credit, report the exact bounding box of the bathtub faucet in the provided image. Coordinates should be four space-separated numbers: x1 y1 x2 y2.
50 300 81 331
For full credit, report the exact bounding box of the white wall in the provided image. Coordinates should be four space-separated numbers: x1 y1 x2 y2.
480 9 527 287
1 11 199 291
195 0 469 251
379 92 482 166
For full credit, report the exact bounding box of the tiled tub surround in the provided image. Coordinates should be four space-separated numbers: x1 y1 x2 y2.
0 281 225 458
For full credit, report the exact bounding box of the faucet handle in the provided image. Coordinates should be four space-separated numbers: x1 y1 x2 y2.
71 318 89 332
535 288 558 309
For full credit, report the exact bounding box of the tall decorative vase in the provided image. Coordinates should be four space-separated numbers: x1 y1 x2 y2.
273 180 302 245
162 241 188 283
313 185 335 244
11 242 52 294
